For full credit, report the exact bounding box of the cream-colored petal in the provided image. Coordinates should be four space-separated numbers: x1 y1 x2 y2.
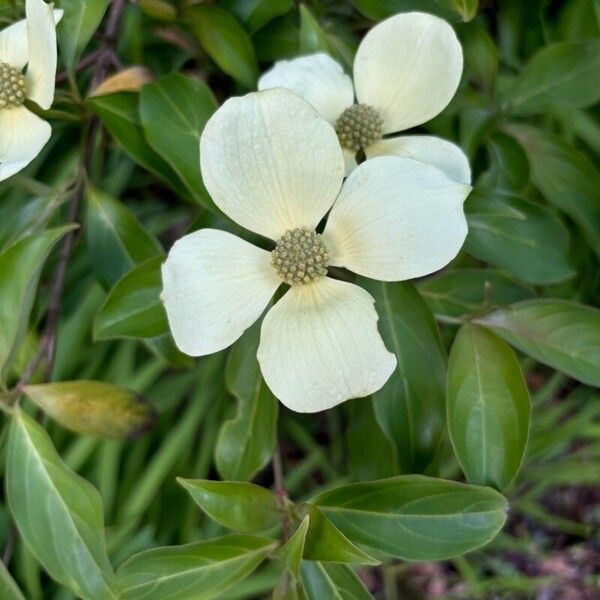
367 135 471 184
258 53 354 125
323 156 470 281
25 0 59 109
200 88 344 240
258 277 396 413
161 229 280 356
0 106 50 182
354 12 463 134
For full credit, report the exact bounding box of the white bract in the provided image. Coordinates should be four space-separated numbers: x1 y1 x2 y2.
161 89 471 413
259 11 470 183
0 0 62 182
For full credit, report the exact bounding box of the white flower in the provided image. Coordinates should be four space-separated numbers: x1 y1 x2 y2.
0 0 62 182
258 11 470 183
161 89 471 413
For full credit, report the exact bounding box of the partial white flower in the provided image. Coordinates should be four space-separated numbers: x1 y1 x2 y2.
161 89 471 413
0 0 62 182
258 11 470 183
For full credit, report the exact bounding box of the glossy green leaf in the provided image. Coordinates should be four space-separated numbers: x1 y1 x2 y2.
476 300 600 387
299 5 332 56
506 41 600 115
312 476 508 560
277 516 309 579
301 506 379 565
23 380 157 439
0 561 26 600
479 132 529 191
186 5 258 89
351 0 457 21
216 323 278 481
453 0 478 21
58 0 108 70
300 562 373 600
221 0 293 33
139 73 217 211
177 479 281 532
417 269 533 321
362 280 446 473
6 409 118 600
0 225 74 381
447 324 531 490
94 257 167 340
510 125 600 258
464 189 575 285
85 185 162 288
117 535 277 600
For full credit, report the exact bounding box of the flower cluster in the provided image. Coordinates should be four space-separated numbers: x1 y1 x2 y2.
161 12 472 413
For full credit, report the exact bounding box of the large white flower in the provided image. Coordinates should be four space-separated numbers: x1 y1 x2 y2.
0 0 62 182
258 11 470 183
161 89 471 413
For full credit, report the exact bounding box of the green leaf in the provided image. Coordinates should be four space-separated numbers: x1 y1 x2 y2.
447 324 531 490
479 132 529 191
23 380 157 439
0 560 26 600
506 41 600 115
362 280 446 473
117 534 277 600
94 257 167 340
139 73 217 211
300 562 373 600
417 269 534 321
185 5 258 89
6 409 118 600
476 300 600 387
509 125 600 259
301 506 379 565
453 0 478 21
299 5 332 55
464 189 575 285
276 516 309 579
177 479 282 532
351 0 458 21
312 475 508 560
216 323 278 481
57 0 108 70
0 225 75 381
461 23 498 93
85 184 163 288
221 0 293 33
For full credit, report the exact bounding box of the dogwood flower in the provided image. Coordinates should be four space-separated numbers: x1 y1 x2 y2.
0 0 62 182
258 11 470 183
161 89 470 413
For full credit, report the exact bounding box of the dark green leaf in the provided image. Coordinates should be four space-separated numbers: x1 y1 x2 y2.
362 280 446 473
464 189 575 285
94 257 167 340
276 516 309 579
300 562 373 600
351 0 457 21
299 6 332 55
177 479 281 532
479 132 529 191
7 409 118 600
476 300 600 387
0 561 26 600
312 476 508 560
23 380 157 439
461 23 498 93
221 0 293 33
447 324 531 490
117 535 277 600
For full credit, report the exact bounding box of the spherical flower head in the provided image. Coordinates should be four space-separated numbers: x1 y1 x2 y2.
335 104 383 152
0 62 27 108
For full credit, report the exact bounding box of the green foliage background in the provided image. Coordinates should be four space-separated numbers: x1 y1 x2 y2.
0 0 599 598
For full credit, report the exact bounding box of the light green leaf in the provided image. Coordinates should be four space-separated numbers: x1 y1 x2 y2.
85 184 162 288
453 0 478 21
177 479 282 532
506 40 600 114
476 300 600 387
6 409 118 600
362 280 446 473
221 0 293 33
216 323 278 481
185 5 258 89
94 257 167 340
300 562 373 600
277 516 309 579
0 560 26 600
58 0 108 70
464 189 575 285
117 535 277 600
23 380 157 439
447 324 531 490
312 476 508 560
509 125 600 259
139 73 217 211
0 225 75 381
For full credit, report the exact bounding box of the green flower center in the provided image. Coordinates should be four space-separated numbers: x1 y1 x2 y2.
335 104 383 152
0 62 27 109
271 227 329 286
